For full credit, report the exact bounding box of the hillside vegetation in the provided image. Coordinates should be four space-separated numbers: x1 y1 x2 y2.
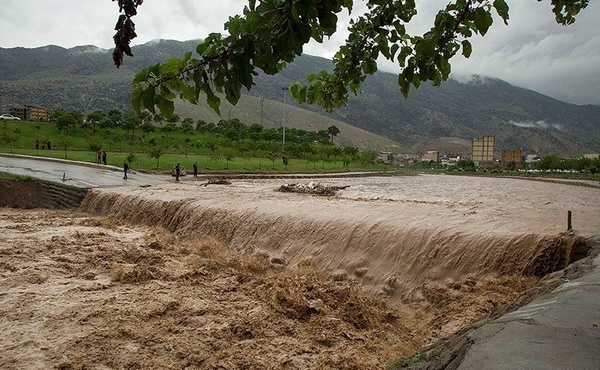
0 119 391 173
1 40 599 157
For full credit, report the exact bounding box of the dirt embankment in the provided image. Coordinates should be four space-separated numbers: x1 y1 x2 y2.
0 178 87 209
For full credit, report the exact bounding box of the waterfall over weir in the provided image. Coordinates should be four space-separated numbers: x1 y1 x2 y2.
80 175 597 302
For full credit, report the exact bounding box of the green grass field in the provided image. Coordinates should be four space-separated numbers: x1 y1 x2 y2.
0 120 392 173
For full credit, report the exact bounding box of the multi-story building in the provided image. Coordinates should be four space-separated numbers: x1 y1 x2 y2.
377 152 397 164
501 147 523 168
9 107 25 120
24 105 49 121
472 136 495 165
9 105 49 121
422 150 439 162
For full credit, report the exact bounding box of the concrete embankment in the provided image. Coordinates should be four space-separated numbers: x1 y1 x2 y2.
0 178 88 209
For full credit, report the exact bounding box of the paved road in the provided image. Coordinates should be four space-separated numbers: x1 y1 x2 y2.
0 154 386 188
0 154 169 188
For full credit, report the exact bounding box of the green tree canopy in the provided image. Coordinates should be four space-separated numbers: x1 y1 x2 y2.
327 125 340 142
114 0 588 117
86 111 105 132
52 109 84 133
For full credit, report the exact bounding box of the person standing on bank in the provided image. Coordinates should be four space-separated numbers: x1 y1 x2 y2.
175 163 181 182
97 149 102 164
123 162 129 179
193 161 198 178
102 151 107 165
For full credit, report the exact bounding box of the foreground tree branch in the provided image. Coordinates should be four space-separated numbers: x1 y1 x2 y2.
112 0 589 117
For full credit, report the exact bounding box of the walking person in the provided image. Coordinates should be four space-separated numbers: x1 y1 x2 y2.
193 161 198 177
123 162 129 179
97 149 102 164
175 163 181 182
102 151 107 165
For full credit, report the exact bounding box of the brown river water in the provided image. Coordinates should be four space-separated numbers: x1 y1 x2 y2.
1 174 597 369
81 174 599 300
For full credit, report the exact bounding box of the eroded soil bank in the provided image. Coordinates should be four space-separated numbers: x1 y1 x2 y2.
1 175 598 369
0 178 87 209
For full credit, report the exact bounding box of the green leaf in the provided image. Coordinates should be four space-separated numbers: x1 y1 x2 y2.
361 59 377 75
289 81 307 103
224 79 242 105
461 40 472 58
156 96 175 118
390 44 400 61
180 84 197 104
493 0 510 25
474 8 493 36
142 85 156 113
412 75 421 89
206 91 221 116
131 87 143 115
319 11 338 35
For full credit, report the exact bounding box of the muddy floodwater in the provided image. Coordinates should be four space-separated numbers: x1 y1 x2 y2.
1 174 598 369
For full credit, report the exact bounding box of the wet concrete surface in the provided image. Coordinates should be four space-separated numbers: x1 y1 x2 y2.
0 154 383 188
457 252 600 370
0 154 170 188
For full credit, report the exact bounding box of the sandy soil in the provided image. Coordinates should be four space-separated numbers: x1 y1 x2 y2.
1 175 598 369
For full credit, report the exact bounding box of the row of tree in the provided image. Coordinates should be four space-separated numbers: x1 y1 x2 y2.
536 155 599 174
51 108 341 145
40 107 376 170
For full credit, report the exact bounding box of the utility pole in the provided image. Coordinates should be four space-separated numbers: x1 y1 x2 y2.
281 87 288 153
260 95 264 126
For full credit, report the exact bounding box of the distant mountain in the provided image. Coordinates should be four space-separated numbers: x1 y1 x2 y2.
1 39 599 156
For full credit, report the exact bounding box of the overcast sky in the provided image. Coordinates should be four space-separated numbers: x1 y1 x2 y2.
1 0 598 106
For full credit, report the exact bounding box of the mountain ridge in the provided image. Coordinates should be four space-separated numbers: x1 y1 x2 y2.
1 39 598 156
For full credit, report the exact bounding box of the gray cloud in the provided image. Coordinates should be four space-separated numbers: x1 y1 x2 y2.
0 0 598 106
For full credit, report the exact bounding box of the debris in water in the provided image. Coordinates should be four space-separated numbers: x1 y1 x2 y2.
277 181 349 196
200 178 232 186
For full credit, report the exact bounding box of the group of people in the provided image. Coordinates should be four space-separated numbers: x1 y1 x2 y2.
173 161 199 181
35 139 51 150
121 161 199 181
96 150 108 165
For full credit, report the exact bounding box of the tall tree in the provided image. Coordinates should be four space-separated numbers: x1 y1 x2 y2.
327 125 340 143
53 110 83 134
86 111 105 133
107 109 123 128
112 0 589 116
122 112 141 140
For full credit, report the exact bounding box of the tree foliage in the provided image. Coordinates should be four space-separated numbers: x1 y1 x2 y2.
51 109 84 133
112 0 589 117
327 125 340 142
112 0 144 67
